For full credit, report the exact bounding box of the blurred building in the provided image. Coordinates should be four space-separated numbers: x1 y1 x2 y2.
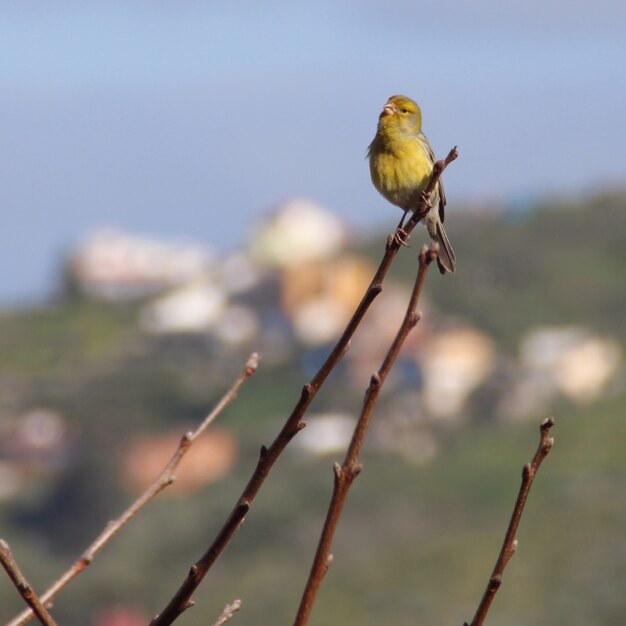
248 197 346 267
0 408 72 499
292 412 356 457
92 605 148 626
66 229 214 300
138 279 227 334
501 326 623 419
282 254 374 346
417 326 496 420
121 427 238 494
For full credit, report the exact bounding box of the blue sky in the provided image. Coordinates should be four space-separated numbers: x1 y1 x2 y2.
1 1 625 302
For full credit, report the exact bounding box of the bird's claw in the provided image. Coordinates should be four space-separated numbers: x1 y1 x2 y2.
393 228 410 247
420 190 432 206
417 191 432 218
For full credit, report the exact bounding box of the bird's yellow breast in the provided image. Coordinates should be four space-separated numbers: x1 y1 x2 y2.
369 134 433 210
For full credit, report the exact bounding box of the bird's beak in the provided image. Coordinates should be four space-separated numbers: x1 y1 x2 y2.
382 103 395 116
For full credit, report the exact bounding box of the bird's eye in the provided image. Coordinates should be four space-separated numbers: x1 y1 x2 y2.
401 108 408 113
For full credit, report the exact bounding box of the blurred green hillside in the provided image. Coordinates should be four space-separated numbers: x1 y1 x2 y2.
0 192 625 625
367 190 626 349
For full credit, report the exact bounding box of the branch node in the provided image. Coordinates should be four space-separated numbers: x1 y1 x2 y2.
296 420 307 432
370 282 383 296
351 463 363 478
182 431 193 444
488 575 502 590
259 444 268 460
370 372 381 388
189 564 200 582
76 556 90 570
341 339 351 357
325 554 334 574
333 462 343 479
522 463 532 479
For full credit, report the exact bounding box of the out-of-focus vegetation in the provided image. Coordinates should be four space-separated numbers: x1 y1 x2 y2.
0 192 625 625
368 191 626 350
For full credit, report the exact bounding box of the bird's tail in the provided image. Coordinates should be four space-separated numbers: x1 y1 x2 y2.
432 221 456 274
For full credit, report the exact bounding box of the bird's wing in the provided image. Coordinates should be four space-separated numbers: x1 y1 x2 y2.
437 179 446 223
424 139 446 223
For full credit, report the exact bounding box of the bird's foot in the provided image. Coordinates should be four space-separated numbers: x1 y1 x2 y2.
393 227 410 247
417 190 432 218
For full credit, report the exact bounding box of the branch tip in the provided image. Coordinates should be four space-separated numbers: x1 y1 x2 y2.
245 352 260 373
212 599 241 626
445 146 459 164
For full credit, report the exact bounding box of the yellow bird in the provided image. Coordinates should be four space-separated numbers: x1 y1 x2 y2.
368 95 456 274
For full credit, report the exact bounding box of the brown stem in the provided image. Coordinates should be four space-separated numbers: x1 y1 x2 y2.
293 244 438 626
466 417 555 626
150 148 459 626
0 540 57 626
6 353 260 626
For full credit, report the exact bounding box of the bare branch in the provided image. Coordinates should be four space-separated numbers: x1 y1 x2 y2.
149 147 459 625
7 353 259 626
293 244 438 626
466 417 555 626
0 540 57 626
212 599 241 626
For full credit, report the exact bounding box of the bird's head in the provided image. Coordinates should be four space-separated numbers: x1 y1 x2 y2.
378 95 422 135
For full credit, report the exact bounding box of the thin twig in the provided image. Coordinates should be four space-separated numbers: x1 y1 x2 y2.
149 147 459 626
7 353 260 626
0 540 57 626
465 417 555 626
212 599 241 626
293 244 438 626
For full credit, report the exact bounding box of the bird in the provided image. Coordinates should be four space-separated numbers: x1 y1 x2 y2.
368 95 456 274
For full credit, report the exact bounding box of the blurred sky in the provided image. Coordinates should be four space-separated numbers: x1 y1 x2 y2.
1 1 625 303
